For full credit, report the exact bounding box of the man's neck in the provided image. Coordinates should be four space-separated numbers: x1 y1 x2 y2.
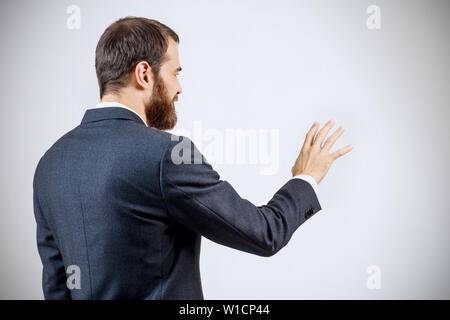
101 92 148 125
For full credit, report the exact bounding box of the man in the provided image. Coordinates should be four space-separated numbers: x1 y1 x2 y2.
33 17 353 299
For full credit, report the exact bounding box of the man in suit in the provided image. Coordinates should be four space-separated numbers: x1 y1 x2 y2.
33 17 353 299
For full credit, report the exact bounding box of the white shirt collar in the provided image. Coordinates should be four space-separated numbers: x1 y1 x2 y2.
95 101 147 126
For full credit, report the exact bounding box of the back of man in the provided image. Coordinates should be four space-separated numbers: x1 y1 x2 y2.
33 107 202 299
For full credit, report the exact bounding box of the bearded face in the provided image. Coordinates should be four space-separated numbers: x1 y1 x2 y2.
145 72 178 130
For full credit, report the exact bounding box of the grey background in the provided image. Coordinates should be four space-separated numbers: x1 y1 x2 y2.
0 0 449 299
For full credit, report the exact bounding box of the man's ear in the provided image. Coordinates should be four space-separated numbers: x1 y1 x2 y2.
134 61 152 89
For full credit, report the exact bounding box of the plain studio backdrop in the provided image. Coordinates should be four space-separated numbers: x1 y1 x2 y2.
0 0 449 299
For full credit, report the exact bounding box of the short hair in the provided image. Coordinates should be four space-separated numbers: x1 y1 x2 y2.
95 17 179 98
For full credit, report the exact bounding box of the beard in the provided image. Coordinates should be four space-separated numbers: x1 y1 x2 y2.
145 73 178 130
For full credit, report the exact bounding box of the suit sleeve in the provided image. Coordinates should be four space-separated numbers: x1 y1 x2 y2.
159 135 322 257
33 167 71 299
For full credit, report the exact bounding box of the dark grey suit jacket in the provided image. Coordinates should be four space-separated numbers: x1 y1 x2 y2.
33 107 322 299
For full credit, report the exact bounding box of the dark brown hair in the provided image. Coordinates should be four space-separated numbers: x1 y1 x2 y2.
95 17 179 98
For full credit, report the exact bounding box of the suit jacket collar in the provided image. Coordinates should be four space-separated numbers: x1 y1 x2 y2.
81 107 146 126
